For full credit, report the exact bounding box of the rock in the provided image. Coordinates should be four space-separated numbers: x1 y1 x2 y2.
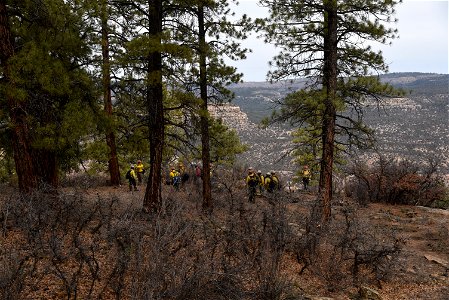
304 296 334 300
359 286 382 300
208 103 249 130
288 222 306 237
424 254 449 269
208 103 294 172
416 206 449 217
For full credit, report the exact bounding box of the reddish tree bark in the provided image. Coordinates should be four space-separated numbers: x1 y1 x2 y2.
143 0 164 213
198 5 213 212
33 148 58 188
0 0 38 192
101 0 121 186
319 0 338 224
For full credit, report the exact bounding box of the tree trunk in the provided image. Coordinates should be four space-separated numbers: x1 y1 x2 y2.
0 0 38 192
198 5 213 212
143 0 164 213
10 108 38 191
101 0 121 186
33 148 58 188
319 0 338 224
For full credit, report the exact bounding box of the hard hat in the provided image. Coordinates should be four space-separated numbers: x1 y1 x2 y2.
257 170 262 173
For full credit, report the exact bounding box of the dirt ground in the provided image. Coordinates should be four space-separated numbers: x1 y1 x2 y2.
329 201 449 300
1 181 448 299
83 182 449 300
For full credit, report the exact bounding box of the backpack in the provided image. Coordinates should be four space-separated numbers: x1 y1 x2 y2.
182 173 190 183
268 178 276 190
248 175 258 187
173 175 181 186
125 170 132 180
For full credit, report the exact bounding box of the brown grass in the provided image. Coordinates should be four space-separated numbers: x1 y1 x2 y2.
0 176 448 300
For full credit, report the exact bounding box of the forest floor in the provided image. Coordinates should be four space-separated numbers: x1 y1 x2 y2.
1 179 449 299
79 181 449 300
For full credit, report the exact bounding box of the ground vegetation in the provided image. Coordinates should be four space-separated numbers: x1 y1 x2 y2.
0 171 448 299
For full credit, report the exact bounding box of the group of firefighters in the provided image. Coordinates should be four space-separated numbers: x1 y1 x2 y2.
245 165 312 202
168 163 198 190
127 161 193 192
126 161 313 198
245 168 281 202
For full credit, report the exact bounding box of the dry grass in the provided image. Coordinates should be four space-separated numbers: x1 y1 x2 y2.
0 176 448 300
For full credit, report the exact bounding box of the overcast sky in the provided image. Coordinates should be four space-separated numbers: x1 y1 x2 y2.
228 0 448 82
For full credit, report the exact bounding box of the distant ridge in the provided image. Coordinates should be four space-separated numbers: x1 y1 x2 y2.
228 72 449 173
380 72 449 95
231 72 448 95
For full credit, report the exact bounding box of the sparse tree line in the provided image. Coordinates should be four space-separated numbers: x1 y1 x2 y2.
2 1 449 298
4 0 444 222
0 0 250 212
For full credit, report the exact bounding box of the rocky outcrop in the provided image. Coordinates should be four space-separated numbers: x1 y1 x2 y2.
208 103 249 130
208 103 295 176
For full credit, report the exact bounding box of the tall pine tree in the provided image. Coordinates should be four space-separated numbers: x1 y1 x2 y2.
0 0 37 191
0 0 96 190
175 0 251 211
258 0 403 223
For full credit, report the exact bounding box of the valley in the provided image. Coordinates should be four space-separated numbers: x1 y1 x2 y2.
212 73 449 178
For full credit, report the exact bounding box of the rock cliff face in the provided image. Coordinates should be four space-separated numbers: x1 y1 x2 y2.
209 103 295 177
208 103 249 130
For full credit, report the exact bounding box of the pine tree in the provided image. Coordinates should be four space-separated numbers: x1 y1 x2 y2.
0 0 96 190
115 0 172 212
209 118 248 165
175 0 251 211
0 0 37 191
258 0 403 223
100 0 121 186
144 0 165 212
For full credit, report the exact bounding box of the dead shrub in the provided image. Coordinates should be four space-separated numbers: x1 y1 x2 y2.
60 173 109 189
0 168 407 299
292 204 402 292
0 248 29 300
0 177 297 299
346 154 448 207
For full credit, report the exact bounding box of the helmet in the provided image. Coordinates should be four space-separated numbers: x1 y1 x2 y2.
266 172 271 176
257 170 262 174
131 165 135 169
271 171 275 175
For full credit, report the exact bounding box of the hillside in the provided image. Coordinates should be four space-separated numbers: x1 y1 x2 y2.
220 73 449 175
1 178 448 299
